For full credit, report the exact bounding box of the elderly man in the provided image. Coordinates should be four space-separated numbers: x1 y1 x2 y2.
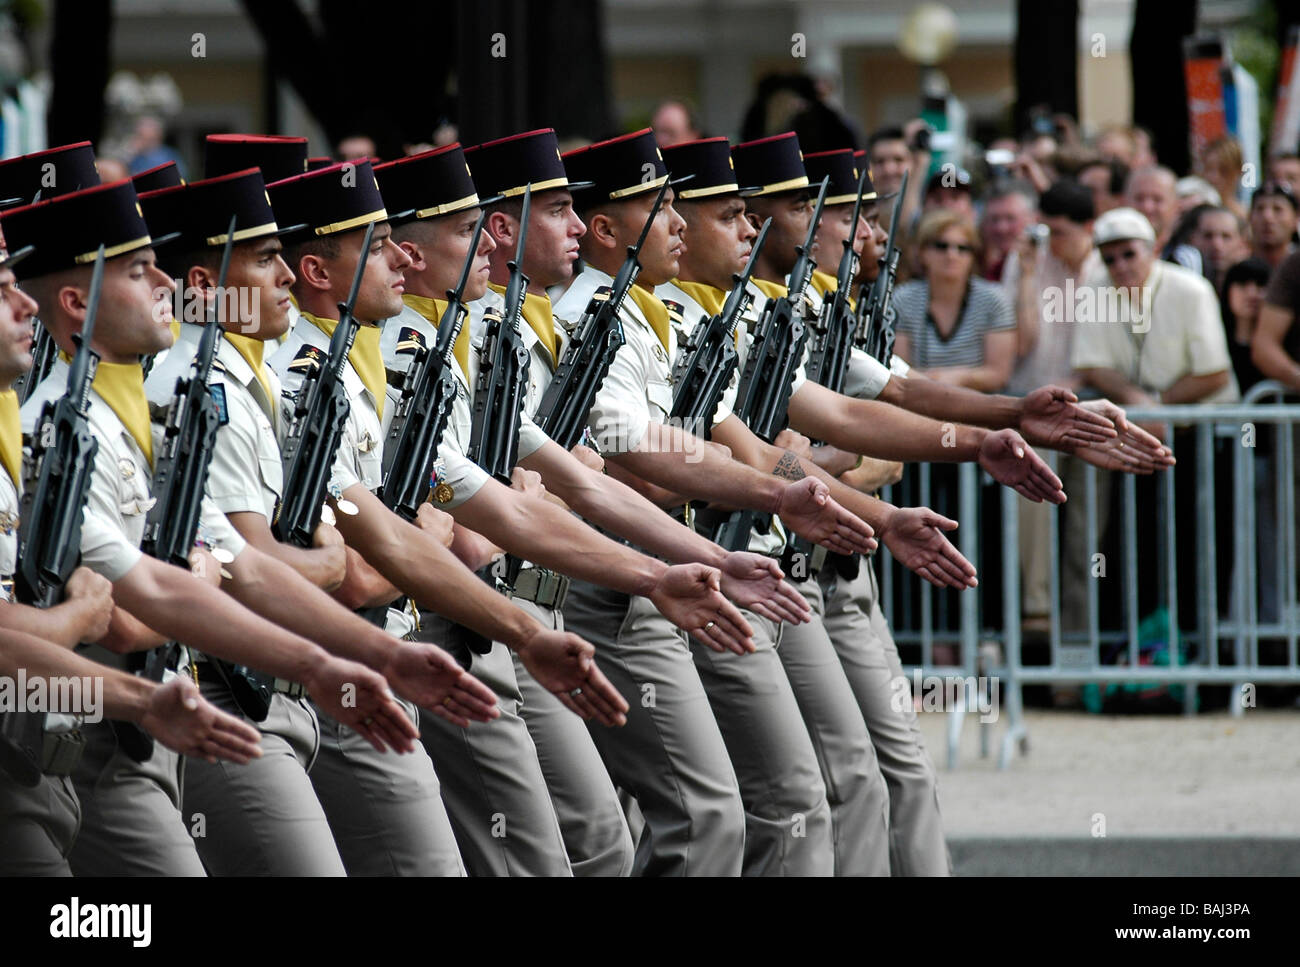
981 180 1038 282
1126 165 1200 272
1074 207 1237 413
1073 207 1236 630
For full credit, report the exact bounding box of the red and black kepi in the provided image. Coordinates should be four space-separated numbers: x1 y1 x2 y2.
375 143 501 224
0 142 101 210
0 179 158 279
561 128 692 203
266 159 388 241
464 128 593 201
661 137 758 200
802 149 875 206
131 161 184 195
731 132 812 198
206 134 309 183
139 167 285 257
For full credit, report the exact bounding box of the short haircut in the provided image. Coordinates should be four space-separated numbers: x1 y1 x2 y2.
283 233 341 272
985 178 1039 210
868 126 906 152
1039 178 1095 223
1078 157 1130 196
154 245 219 281
1125 164 1177 196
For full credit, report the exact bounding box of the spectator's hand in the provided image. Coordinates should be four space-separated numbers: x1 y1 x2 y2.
1078 399 1175 467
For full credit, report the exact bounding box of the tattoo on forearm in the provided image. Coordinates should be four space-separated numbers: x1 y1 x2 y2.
773 450 806 481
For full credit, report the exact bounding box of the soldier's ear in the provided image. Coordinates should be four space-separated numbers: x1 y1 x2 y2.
185 263 216 295
485 210 515 248
586 211 619 249
397 239 424 270
297 253 332 290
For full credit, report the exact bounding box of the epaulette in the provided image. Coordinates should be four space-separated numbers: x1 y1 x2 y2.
395 325 427 356
286 343 326 372
662 300 685 325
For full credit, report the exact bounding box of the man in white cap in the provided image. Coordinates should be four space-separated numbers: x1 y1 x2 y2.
1072 206 1236 413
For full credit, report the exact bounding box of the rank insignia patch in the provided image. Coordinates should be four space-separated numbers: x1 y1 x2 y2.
396 326 427 356
287 344 325 372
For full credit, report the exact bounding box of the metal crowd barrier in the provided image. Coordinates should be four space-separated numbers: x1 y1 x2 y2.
872 388 1300 770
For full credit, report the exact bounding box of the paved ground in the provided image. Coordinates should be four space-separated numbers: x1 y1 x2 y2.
917 708 1300 838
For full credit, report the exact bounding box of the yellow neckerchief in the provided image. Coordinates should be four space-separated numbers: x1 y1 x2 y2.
88 359 154 465
810 268 856 312
672 279 742 346
168 319 182 342
674 280 727 318
487 283 558 368
223 331 275 413
626 285 672 355
0 390 21 488
752 278 788 301
810 269 837 299
301 310 387 419
402 293 470 381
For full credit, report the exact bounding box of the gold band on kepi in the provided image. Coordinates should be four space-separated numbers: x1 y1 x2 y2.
464 129 593 201
375 144 501 224
498 176 569 198
267 160 389 242
561 128 692 202
732 132 814 199
0 179 155 279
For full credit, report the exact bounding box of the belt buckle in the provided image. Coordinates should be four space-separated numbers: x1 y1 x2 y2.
537 571 571 610
273 678 306 699
41 729 85 777
810 544 828 574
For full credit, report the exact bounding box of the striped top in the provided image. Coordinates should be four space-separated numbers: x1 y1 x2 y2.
893 277 1016 371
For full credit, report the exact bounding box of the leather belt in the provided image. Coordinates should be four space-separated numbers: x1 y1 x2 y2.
196 661 305 700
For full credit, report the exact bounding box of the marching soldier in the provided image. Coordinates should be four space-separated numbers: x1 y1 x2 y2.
549 128 884 874
263 159 642 874
139 167 501 875
0 241 262 875
2 178 415 876
380 136 812 875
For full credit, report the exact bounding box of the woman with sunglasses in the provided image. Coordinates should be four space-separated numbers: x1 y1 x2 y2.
894 209 1017 392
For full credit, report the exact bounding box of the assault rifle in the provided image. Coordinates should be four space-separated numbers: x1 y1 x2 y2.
710 176 828 551
380 210 485 520
139 217 277 724
667 217 771 437
805 162 872 394
1 246 105 785
855 168 908 364
273 219 375 547
533 176 672 450
466 185 531 482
